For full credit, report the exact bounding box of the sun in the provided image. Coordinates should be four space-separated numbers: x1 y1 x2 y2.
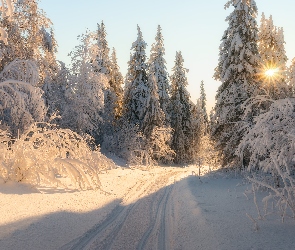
265 68 278 77
257 61 282 85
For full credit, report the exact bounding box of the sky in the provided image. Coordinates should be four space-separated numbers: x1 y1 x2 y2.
39 0 295 112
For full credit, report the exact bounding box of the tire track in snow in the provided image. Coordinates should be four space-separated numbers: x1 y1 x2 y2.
61 170 182 250
60 176 151 250
135 184 173 250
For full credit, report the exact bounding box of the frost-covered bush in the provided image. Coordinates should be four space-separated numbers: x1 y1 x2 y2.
0 123 115 190
147 126 175 164
102 122 149 165
103 123 174 166
238 98 295 220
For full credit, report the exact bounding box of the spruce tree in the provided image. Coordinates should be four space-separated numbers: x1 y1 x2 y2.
289 58 295 97
258 13 289 99
199 80 208 128
142 74 164 138
109 48 124 120
170 51 192 164
148 25 170 124
94 21 111 75
213 0 260 167
123 25 149 127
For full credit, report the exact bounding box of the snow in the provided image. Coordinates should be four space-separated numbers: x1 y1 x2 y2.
1 165 294 250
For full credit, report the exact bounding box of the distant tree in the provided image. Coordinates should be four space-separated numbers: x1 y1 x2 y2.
212 0 261 167
93 21 111 75
123 25 149 127
289 58 295 96
170 51 193 164
109 48 124 120
199 80 208 128
148 25 170 124
258 13 289 99
142 74 165 138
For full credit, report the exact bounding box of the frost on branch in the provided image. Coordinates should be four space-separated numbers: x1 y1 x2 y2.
0 79 46 136
238 98 295 220
0 59 39 86
0 123 115 190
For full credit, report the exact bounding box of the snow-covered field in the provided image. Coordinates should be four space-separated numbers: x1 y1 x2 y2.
1 166 295 250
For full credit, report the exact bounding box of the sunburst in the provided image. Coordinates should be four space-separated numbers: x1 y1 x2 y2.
257 61 282 85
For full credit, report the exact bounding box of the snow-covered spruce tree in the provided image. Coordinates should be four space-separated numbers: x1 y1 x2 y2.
142 73 175 164
93 21 111 75
199 80 209 129
289 58 295 96
169 51 193 164
63 32 108 141
123 25 149 128
109 48 124 120
212 0 261 167
258 13 289 99
148 25 170 124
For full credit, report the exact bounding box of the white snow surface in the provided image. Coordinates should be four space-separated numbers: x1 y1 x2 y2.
0 165 295 250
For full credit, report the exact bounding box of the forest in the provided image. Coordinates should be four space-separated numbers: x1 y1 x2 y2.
0 0 295 225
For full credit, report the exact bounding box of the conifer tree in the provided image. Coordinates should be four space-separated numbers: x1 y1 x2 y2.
142 74 165 138
148 25 170 124
258 13 289 99
289 58 295 96
109 48 124 120
94 21 111 75
199 80 208 128
123 25 149 127
170 51 192 164
213 0 260 167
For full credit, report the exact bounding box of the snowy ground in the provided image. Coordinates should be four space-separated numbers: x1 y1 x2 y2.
1 165 295 250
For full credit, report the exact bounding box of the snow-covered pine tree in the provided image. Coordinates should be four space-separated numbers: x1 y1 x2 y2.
199 80 208 129
142 73 174 163
94 21 111 75
148 25 170 124
123 25 149 128
289 58 295 96
258 13 289 99
212 0 261 167
170 51 193 164
109 48 124 120
142 74 164 138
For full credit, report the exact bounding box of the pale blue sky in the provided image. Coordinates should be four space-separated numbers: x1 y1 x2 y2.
39 0 295 111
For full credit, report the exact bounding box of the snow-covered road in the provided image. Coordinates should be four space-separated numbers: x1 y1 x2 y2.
1 166 295 250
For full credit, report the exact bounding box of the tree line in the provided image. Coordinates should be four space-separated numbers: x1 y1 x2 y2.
0 0 210 168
